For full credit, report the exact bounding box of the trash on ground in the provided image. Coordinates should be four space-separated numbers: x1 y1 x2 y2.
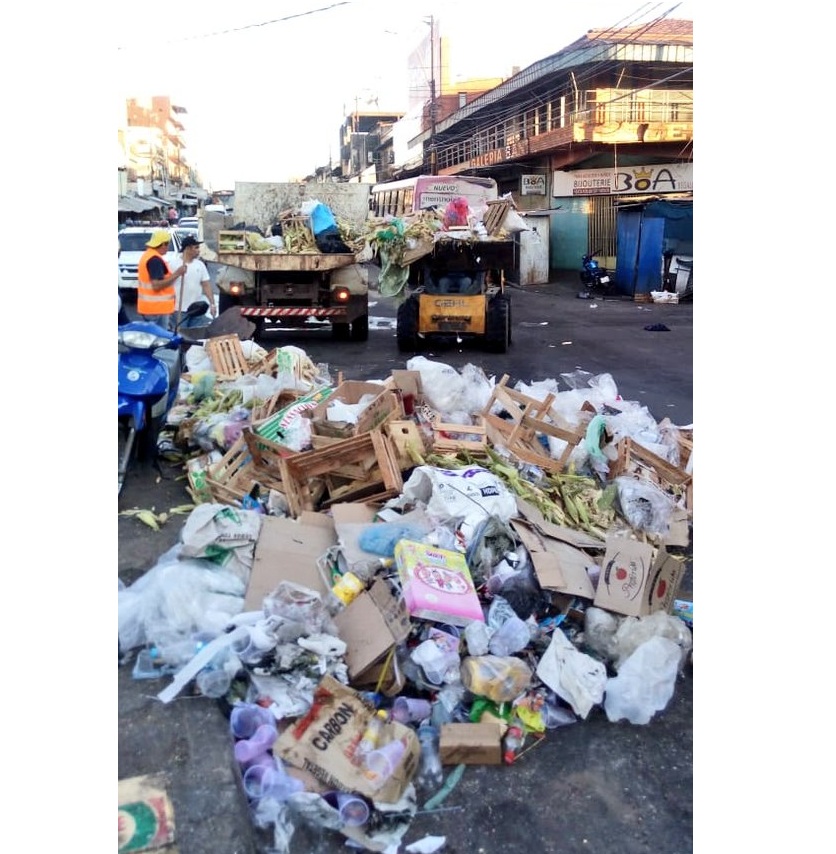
118 348 693 852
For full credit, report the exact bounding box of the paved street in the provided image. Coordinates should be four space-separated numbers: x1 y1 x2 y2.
118 275 693 854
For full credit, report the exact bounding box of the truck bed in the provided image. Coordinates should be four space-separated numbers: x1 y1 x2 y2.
216 252 357 272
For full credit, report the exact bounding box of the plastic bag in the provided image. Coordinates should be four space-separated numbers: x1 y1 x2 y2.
358 522 428 557
615 476 676 538
442 197 470 228
604 636 680 724
535 629 607 719
460 655 533 703
611 611 693 672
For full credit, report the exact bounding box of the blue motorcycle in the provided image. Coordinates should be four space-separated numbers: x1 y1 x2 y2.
117 302 210 493
579 249 613 294
118 303 257 493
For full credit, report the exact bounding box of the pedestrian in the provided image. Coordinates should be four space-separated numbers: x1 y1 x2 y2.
168 206 178 227
136 229 186 330
174 235 217 329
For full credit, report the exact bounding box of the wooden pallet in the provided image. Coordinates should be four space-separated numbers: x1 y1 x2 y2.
204 437 260 505
279 430 403 517
205 334 249 379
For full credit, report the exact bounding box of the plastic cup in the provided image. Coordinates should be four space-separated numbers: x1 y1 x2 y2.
364 738 406 787
323 791 370 826
391 697 432 725
242 764 269 799
261 766 305 802
233 723 278 764
230 703 274 740
195 668 231 699
238 751 276 772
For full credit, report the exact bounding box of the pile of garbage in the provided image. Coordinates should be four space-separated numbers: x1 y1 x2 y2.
118 346 693 853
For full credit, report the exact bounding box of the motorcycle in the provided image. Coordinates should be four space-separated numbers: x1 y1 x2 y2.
118 302 208 494
118 303 259 493
579 249 613 295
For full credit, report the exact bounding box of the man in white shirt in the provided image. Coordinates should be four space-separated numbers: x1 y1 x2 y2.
174 235 217 328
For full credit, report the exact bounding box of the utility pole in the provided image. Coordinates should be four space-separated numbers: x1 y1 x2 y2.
428 15 437 174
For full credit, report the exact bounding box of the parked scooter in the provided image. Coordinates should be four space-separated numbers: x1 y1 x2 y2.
118 303 258 493
578 249 613 296
118 302 207 494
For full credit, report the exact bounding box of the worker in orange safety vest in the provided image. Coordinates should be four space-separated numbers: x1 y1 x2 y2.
137 229 187 330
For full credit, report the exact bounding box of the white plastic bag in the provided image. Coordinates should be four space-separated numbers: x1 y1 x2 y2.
604 636 680 724
391 465 517 546
535 629 607 719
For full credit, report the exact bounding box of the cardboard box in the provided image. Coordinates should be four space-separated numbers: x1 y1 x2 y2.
394 540 484 628
243 511 337 611
439 722 503 765
308 381 399 439
593 539 684 617
275 674 419 803
333 578 411 689
510 518 597 600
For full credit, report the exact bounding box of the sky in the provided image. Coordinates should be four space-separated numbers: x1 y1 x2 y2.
115 0 694 189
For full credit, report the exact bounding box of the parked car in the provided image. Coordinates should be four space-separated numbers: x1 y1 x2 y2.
118 227 183 298
177 216 199 230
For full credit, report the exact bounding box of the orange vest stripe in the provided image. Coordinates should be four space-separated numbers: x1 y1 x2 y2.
137 248 176 315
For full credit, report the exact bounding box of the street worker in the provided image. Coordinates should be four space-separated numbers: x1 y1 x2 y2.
137 230 186 330
175 235 217 328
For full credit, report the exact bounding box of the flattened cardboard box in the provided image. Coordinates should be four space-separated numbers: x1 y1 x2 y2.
333 578 411 687
593 539 684 617
511 518 596 600
243 511 336 610
275 674 419 803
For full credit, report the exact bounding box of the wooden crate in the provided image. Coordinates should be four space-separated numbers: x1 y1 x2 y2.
217 231 250 253
433 415 488 454
250 389 302 423
483 199 512 236
205 334 249 380
204 437 259 505
279 430 403 517
482 374 585 473
385 420 428 466
611 437 693 512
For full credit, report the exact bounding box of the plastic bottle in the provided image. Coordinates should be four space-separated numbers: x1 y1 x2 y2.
354 709 388 765
415 723 443 795
502 720 525 765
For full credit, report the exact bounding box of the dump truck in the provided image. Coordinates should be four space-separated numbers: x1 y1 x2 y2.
205 182 372 341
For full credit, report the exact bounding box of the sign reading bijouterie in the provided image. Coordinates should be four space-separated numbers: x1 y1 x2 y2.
552 163 693 197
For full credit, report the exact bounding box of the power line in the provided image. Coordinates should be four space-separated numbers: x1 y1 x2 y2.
117 2 351 50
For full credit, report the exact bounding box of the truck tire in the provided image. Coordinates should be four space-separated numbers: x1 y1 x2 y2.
485 294 510 353
332 322 351 341
351 314 369 341
396 296 420 352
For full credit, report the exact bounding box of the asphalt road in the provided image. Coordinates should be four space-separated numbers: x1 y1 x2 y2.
118 275 693 854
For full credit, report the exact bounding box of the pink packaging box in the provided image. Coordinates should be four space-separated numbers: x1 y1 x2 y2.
394 540 485 627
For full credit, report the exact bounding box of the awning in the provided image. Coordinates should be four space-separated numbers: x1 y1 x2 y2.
118 196 159 213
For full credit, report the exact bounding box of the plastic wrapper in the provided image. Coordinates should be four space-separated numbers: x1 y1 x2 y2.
262 580 337 640
358 522 428 557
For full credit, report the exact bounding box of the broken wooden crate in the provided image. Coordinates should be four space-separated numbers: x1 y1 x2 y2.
611 436 693 512
204 429 289 505
279 430 403 517
482 374 586 473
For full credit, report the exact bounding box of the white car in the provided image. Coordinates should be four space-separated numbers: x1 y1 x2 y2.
177 216 199 230
118 227 183 296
